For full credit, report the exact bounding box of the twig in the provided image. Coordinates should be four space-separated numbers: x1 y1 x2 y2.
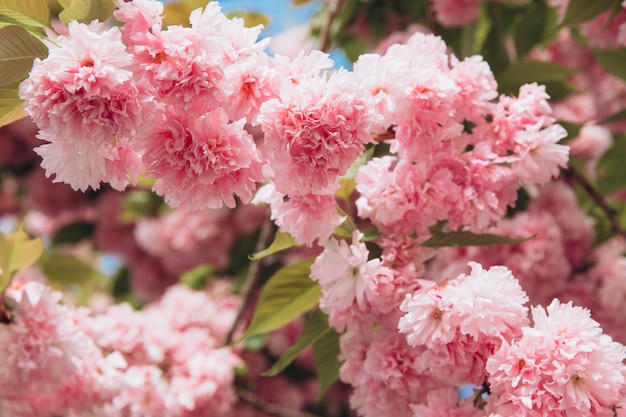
237 387 324 417
319 0 346 52
424 0 437 34
563 166 626 240
224 217 274 345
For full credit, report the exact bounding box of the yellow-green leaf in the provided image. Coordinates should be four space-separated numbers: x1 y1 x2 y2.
59 0 99 25
0 0 50 28
0 228 44 292
0 82 26 127
162 0 211 27
97 0 115 22
0 25 48 87
225 10 269 28
249 230 296 261
39 251 106 286
239 257 320 340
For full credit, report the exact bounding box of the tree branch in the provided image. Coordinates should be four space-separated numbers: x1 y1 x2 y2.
237 387 324 417
319 0 346 52
224 217 274 345
563 166 626 240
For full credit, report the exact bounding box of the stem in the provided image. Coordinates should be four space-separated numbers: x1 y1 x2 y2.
319 0 346 52
424 0 437 34
563 166 626 240
237 387 324 417
224 217 274 345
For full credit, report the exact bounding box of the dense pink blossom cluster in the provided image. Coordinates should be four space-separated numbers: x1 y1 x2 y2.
0 276 242 416
10 0 626 416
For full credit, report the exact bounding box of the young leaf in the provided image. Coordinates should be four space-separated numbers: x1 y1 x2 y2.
39 251 106 286
421 229 536 247
263 309 332 376
559 0 616 27
59 0 99 25
225 10 270 28
97 0 116 22
0 228 44 292
592 48 626 83
249 230 296 261
0 0 50 28
312 325 342 400
239 257 321 340
0 82 26 127
180 264 215 290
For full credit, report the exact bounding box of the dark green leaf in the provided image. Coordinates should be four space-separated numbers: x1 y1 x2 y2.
312 325 341 400
597 135 626 195
264 310 332 376
0 25 47 87
496 60 576 94
0 0 50 28
592 48 626 83
249 230 295 261
239 257 321 340
421 226 536 247
119 190 166 223
52 221 95 245
514 2 550 58
560 0 616 27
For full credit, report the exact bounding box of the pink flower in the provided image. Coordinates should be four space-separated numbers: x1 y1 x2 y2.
19 21 153 191
487 299 626 416
259 70 373 196
143 109 264 210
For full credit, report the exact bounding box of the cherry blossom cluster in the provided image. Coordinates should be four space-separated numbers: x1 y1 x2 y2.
0 274 241 417
10 0 626 416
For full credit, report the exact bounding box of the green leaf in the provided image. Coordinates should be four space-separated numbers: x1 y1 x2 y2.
52 221 95 245
119 190 166 223
592 48 626 83
97 0 115 22
336 178 355 204
225 10 269 28
514 2 550 58
0 227 44 292
0 82 26 127
249 230 296 261
422 223 536 247
560 0 616 27
59 0 99 25
597 135 626 195
180 264 215 289
312 324 342 400
263 310 332 376
292 0 313 5
600 107 626 124
0 0 50 28
342 146 374 180
496 60 576 94
332 207 355 239
39 251 106 286
239 257 321 340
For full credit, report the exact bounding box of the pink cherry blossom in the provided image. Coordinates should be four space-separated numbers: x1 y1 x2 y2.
143 109 264 210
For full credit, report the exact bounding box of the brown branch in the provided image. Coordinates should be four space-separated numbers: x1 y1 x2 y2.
237 387 324 417
424 0 438 35
224 217 274 345
563 166 626 240
319 0 347 53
